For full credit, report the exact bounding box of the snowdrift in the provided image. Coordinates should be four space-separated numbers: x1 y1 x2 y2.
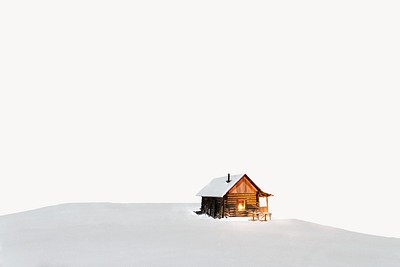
0 203 399 267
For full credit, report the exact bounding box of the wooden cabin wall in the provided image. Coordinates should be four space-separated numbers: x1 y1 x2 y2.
224 193 258 217
223 176 260 217
229 177 257 194
201 197 224 218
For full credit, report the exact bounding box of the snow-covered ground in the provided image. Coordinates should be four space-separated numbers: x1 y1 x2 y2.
0 203 399 267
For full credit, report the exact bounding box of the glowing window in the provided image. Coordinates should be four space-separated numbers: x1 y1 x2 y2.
238 200 246 211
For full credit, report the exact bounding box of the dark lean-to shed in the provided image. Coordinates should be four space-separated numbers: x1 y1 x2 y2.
196 173 273 219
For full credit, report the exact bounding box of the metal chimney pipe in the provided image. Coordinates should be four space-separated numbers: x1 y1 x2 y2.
227 173 231 183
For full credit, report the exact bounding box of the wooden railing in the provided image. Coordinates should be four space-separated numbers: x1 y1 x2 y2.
250 210 272 221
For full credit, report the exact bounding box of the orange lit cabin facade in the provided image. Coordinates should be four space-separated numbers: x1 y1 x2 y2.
196 174 272 219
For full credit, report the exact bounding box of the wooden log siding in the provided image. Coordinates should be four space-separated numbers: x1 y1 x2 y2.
201 197 224 218
224 193 258 217
228 178 257 194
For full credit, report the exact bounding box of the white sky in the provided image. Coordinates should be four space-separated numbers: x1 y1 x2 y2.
1 1 400 238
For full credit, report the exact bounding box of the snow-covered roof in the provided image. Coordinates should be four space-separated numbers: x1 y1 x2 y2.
196 174 246 197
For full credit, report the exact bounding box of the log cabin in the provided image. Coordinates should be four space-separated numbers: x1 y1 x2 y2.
196 173 273 219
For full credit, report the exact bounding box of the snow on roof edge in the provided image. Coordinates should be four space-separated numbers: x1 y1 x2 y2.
196 173 246 197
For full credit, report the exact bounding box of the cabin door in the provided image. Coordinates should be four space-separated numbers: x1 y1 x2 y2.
259 197 268 212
